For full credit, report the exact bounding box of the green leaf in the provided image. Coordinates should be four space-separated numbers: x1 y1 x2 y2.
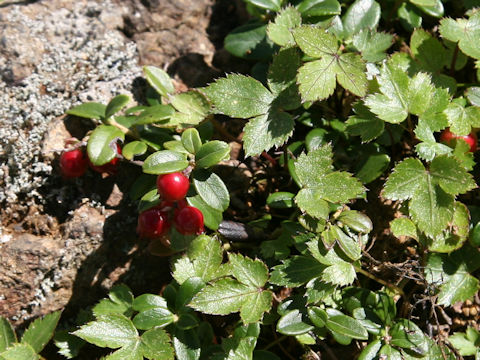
430 155 477 195
195 141 230 168
267 47 302 110
293 26 338 58
316 171 366 203
93 284 134 317
169 91 210 127
140 327 174 360
322 261 357 286
245 0 282 11
297 0 341 16
105 95 130 120
54 330 85 359
224 23 275 61
163 140 189 154
187 235 224 282
0 344 38 360
203 74 274 119
182 128 202 154
466 86 480 106
337 210 373 233
331 225 362 261
189 278 254 315
449 329 479 356
270 256 325 287
352 29 393 63
142 150 189 174
390 319 426 350
132 294 168 312
296 56 337 102
326 314 368 340
266 192 295 208
176 277 206 310
378 344 402 360
0 318 15 353
172 329 201 360
398 3 422 31
411 0 444 17
122 141 147 160
390 217 418 240
358 339 382 360
425 246 480 306
295 189 330 219
445 102 480 136
243 111 294 157
240 291 273 324
277 310 314 335
356 153 390 184
134 104 175 125
72 314 138 349
308 307 327 328
21 311 61 353
294 146 333 187
409 174 455 238
229 253 269 288
87 125 124 166
267 7 302 46
342 0 381 37
132 305 175 331
187 196 223 231
346 103 384 142
192 170 230 212
67 102 106 119
335 53 368 97
439 12 480 59
383 158 426 201
143 66 175 97
410 29 447 72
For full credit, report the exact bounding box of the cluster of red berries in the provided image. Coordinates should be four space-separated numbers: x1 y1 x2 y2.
59 144 121 178
440 128 478 153
137 172 204 240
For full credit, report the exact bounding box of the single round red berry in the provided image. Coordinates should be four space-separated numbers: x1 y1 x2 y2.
137 207 171 239
440 128 478 152
89 143 122 174
174 206 204 235
156 172 190 201
60 149 88 178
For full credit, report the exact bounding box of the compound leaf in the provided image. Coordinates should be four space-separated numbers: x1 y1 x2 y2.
21 311 61 353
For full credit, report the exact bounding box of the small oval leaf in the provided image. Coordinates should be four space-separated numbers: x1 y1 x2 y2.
326 314 368 340
195 141 230 168
105 94 130 119
144 66 175 97
192 170 230 212
277 310 314 335
182 128 203 154
122 141 147 160
135 104 175 125
143 150 189 175
337 210 373 234
67 102 106 119
87 125 125 166
267 192 295 209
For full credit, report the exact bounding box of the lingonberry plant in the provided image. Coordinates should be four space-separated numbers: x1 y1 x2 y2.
2 0 480 359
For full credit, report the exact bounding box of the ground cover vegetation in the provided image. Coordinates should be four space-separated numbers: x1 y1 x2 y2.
2 0 480 359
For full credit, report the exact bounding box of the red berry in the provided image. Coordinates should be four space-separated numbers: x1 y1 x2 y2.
174 206 204 235
156 172 190 201
137 207 170 239
440 128 478 152
60 149 88 178
89 143 122 174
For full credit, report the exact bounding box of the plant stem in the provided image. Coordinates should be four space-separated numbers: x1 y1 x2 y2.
262 335 287 350
355 266 406 299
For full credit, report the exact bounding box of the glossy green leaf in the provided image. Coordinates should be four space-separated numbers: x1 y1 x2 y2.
378 344 402 360
342 0 381 37
143 66 175 97
267 6 302 46
390 217 418 240
410 29 447 72
445 102 480 136
122 141 147 160
439 12 480 60
316 171 366 203
352 29 393 63
390 319 426 350
356 153 390 184
0 318 15 353
322 261 357 286
297 0 341 16
245 0 282 11
270 256 326 287
331 225 362 261
132 294 168 312
466 87 480 106
0 344 38 360
181 128 202 154
134 104 175 125
307 307 327 328
186 196 222 230
277 310 314 335
175 277 205 310
295 189 329 219
411 0 444 17
142 150 189 174
172 329 201 360
54 330 85 360
169 91 210 127
132 307 175 331
140 327 174 360
449 328 480 356
105 95 130 120
294 146 333 187
93 284 133 317
326 314 368 340
224 23 275 61
358 339 382 360
398 3 422 31
266 191 295 208
338 210 373 234
187 235 225 283
195 140 230 168
383 158 426 201
192 170 229 211
87 125 124 166
66 102 106 119
430 155 477 196
240 291 273 324
335 53 368 97
21 311 61 353
346 103 384 143
72 314 138 349
243 111 294 157
229 253 269 288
